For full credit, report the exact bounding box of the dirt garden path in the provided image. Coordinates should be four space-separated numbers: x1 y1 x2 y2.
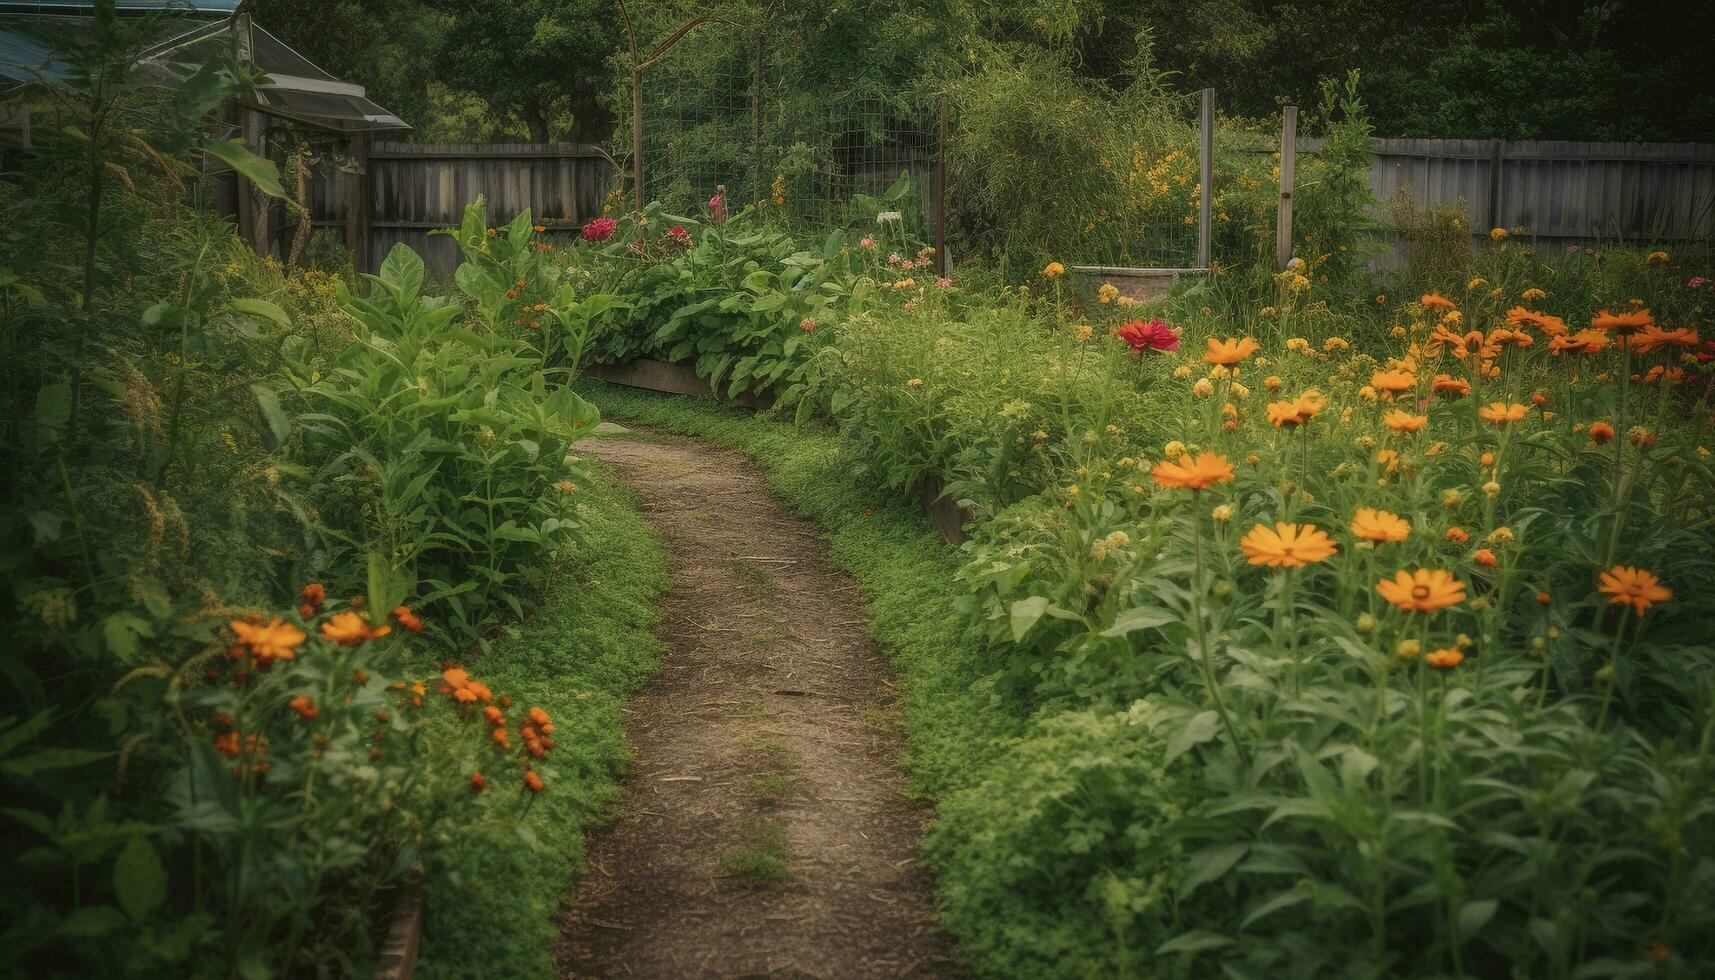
555 431 965 979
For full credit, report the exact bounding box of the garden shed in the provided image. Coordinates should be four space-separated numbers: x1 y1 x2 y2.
0 0 407 264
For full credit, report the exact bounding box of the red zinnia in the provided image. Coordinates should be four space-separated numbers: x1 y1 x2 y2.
1114 318 1180 354
580 217 616 243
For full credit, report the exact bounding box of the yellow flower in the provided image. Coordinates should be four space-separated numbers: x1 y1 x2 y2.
1098 282 1120 304
1211 503 1235 522
1043 261 1066 279
1489 227 1508 241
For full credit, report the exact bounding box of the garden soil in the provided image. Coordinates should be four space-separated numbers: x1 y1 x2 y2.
556 432 965 979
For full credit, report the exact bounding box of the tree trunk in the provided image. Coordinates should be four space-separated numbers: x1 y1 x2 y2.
521 103 550 143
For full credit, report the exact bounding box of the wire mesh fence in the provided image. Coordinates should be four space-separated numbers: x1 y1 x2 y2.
634 22 1210 270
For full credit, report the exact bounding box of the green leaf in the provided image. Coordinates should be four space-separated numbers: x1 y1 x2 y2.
114 837 167 921
1181 842 1248 895
1241 884 1312 929
1164 710 1219 765
202 139 285 199
1100 605 1176 638
34 383 71 436
230 298 290 330
1458 898 1498 940
1008 596 1051 642
102 612 155 662
1157 930 1233 955
57 905 127 939
0 747 113 779
251 385 291 451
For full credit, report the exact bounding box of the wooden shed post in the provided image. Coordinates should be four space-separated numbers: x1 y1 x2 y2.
1197 87 1214 269
344 133 370 273
1275 105 1297 271
243 107 270 256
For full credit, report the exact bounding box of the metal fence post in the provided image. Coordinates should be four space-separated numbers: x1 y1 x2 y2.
632 68 644 212
936 93 948 276
1197 87 1214 270
1276 105 1297 270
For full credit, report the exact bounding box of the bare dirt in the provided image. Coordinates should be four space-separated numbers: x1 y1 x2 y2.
555 433 965 979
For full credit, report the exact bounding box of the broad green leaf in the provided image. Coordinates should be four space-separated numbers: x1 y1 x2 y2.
1157 930 1233 955
1164 710 1219 765
202 139 285 199
251 384 291 450
1008 596 1051 642
231 298 290 330
0 747 113 779
114 836 167 921
34 383 71 435
102 612 155 662
1100 605 1176 638
1181 842 1248 895
1458 898 1498 939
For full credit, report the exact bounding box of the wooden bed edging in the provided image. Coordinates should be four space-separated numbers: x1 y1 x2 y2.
373 884 425 980
584 358 775 411
584 358 975 545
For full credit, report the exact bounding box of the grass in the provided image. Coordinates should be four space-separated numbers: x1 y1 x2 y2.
715 821 793 889
414 464 669 980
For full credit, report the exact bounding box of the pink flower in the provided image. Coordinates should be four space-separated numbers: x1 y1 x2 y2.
799 316 816 332
1114 318 1180 354
707 194 727 224
887 252 901 266
859 236 876 251
580 217 616 243
936 277 952 288
1690 276 1711 289
667 225 691 246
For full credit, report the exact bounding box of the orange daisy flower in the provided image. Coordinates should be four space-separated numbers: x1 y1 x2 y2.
1597 566 1672 615
1370 368 1416 394
1377 568 1466 613
1420 292 1457 311
1477 401 1529 425
390 605 424 632
1239 522 1338 568
1203 336 1260 365
1152 452 1236 490
231 617 307 662
288 695 317 720
1505 307 1567 336
320 610 390 647
1588 421 1615 444
1431 374 1470 397
1590 308 1655 335
1424 647 1464 670
1351 508 1410 543
1382 410 1427 433
524 770 545 793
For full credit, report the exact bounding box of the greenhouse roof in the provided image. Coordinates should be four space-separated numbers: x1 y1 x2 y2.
0 6 407 132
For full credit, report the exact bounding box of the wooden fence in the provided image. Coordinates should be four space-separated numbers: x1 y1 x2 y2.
235 136 1712 277
1282 137 1715 257
305 142 614 276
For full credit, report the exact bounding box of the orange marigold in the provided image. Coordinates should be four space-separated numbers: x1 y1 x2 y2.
524 770 545 793
289 695 317 720
1588 421 1615 444
391 605 424 632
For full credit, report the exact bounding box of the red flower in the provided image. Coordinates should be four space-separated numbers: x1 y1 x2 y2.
580 217 616 243
667 224 691 246
470 771 487 792
1114 318 1180 354
707 193 727 224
